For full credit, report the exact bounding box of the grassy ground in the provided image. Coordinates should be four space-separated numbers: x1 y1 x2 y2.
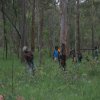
0 50 100 100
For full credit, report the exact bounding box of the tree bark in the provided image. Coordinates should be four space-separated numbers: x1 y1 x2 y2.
31 0 35 51
91 0 95 56
1 0 8 59
19 0 27 61
75 0 80 61
37 0 44 65
60 0 69 56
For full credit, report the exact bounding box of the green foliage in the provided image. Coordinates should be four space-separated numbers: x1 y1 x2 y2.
0 51 100 100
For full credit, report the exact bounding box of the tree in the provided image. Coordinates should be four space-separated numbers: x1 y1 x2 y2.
91 0 95 56
18 0 28 61
36 0 44 65
31 0 35 51
1 0 8 59
60 0 69 56
75 0 81 61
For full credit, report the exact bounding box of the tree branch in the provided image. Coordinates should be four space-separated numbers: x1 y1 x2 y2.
2 11 21 39
0 0 21 39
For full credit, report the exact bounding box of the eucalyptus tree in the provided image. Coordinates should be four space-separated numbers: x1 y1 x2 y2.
59 0 69 56
75 0 81 61
36 0 55 65
31 0 35 52
0 0 8 59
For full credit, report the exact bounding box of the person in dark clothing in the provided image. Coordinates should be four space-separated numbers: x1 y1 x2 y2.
78 52 82 62
60 43 66 71
70 49 82 63
70 49 76 63
23 46 35 74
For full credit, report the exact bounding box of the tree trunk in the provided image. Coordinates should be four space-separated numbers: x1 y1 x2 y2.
75 0 80 61
12 0 20 57
31 0 35 52
1 0 8 59
48 10 55 57
91 0 95 57
19 0 27 61
60 0 69 56
37 0 44 65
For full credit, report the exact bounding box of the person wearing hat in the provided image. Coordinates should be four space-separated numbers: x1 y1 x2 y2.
23 46 35 75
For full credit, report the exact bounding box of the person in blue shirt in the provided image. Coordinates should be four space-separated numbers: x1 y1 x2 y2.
53 46 59 61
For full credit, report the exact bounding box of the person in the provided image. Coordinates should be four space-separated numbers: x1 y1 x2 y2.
70 49 76 63
60 43 66 71
53 46 59 61
23 46 35 75
58 47 61 65
78 52 83 62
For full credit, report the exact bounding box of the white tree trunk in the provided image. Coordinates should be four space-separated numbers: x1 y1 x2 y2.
60 0 69 55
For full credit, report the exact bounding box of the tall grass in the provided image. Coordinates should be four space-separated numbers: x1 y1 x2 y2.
0 49 100 100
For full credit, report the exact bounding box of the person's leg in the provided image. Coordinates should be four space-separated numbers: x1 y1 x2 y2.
54 57 57 61
30 60 36 75
27 62 33 74
63 61 66 71
61 60 65 71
